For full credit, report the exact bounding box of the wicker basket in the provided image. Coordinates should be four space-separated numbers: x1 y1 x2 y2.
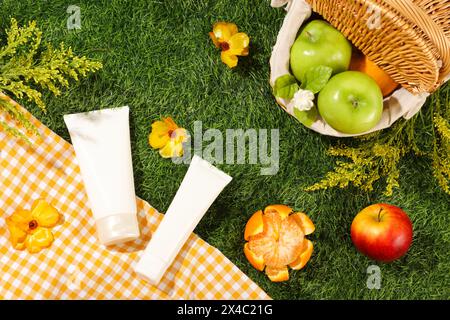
305 0 449 93
269 0 449 137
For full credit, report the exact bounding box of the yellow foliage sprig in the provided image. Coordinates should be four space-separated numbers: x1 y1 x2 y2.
431 89 450 194
0 18 102 140
308 83 450 196
306 131 405 196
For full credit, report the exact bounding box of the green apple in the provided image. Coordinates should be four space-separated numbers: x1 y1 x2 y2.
318 71 383 134
290 20 352 83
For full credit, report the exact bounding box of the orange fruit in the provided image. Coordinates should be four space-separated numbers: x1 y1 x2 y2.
264 204 292 219
292 212 315 235
244 243 265 271
350 51 399 97
265 266 289 282
244 210 264 241
243 204 315 282
289 239 313 270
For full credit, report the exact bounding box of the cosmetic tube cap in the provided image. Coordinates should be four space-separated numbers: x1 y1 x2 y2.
96 214 140 246
134 254 167 286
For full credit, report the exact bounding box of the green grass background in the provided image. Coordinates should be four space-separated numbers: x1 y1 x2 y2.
1 0 449 299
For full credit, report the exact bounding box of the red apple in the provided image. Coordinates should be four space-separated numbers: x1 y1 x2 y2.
351 204 413 262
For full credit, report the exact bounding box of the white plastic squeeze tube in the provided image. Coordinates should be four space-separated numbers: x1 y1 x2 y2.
64 106 140 246
135 155 232 285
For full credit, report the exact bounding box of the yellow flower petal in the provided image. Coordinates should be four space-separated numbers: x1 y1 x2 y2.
6 218 27 250
163 117 179 131
149 119 170 149
212 22 238 42
31 199 60 228
159 140 184 158
14 242 26 251
149 117 183 148
228 32 250 56
172 128 188 144
149 130 170 149
25 227 54 253
149 117 186 157
158 142 173 158
221 51 238 68
173 142 184 157
151 120 169 133
9 209 32 226
209 31 220 48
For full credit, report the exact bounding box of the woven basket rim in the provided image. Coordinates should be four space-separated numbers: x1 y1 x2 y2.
305 0 450 93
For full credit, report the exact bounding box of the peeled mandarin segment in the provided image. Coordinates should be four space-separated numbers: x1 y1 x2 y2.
264 204 292 220
261 243 281 269
212 22 238 42
261 210 282 239
244 243 265 271
290 239 314 270
248 232 276 259
228 33 250 56
32 200 60 228
293 212 315 235
244 210 264 241
25 227 54 253
278 216 305 264
220 51 238 68
265 266 289 282
265 216 304 268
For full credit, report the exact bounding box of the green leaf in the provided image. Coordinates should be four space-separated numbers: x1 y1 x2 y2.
274 74 299 100
294 106 318 127
302 65 333 94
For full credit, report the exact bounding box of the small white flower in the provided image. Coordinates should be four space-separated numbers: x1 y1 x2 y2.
287 89 315 114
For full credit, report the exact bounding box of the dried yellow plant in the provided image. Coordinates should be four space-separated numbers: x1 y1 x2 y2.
0 18 102 140
308 84 450 196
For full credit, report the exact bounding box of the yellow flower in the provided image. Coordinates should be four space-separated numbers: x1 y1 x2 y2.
6 199 61 253
209 22 250 68
149 117 188 158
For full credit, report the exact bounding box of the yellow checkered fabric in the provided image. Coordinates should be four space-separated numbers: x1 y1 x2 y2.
0 94 269 300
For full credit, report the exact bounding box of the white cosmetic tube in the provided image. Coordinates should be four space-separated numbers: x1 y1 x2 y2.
135 155 232 285
64 106 140 246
